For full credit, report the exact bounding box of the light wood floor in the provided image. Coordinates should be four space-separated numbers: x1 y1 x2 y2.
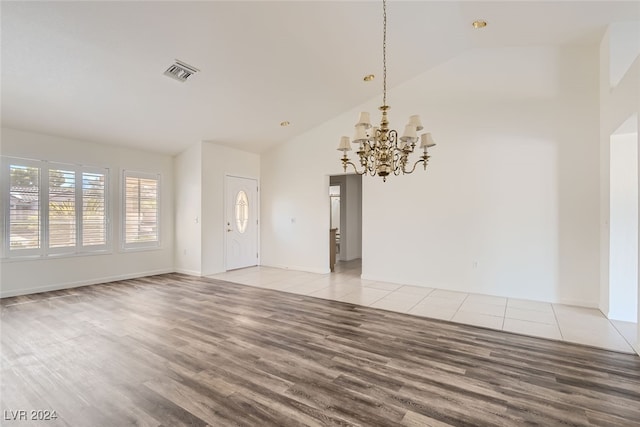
1 273 639 426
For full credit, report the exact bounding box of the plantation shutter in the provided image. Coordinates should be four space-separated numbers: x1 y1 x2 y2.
82 171 107 246
48 168 76 249
124 173 159 246
9 165 40 250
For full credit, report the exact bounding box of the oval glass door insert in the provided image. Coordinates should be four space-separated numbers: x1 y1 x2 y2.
235 190 249 234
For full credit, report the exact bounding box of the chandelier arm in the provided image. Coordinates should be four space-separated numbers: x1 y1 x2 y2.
388 129 399 175
358 143 374 175
404 154 430 174
387 129 405 175
393 150 402 176
369 156 377 176
367 147 377 175
343 159 367 175
388 129 398 148
403 161 419 174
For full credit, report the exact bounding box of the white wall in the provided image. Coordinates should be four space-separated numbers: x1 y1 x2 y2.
609 132 638 322
201 142 260 275
262 45 601 305
609 22 640 89
262 137 338 273
598 24 640 353
173 141 260 276
174 142 202 275
0 128 175 297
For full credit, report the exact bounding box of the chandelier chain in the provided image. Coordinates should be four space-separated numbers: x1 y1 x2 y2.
382 0 387 107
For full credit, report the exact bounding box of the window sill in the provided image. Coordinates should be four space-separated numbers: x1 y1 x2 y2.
1 250 113 263
120 245 162 253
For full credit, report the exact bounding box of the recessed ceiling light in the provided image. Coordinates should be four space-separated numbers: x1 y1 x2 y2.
363 74 375 82
472 20 487 29
280 121 290 127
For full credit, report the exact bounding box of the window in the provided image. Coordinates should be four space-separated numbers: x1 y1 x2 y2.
83 172 107 246
9 164 40 252
123 171 160 249
235 190 249 234
3 158 109 258
49 168 76 249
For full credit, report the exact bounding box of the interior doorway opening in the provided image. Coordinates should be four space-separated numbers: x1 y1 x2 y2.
609 114 638 323
329 174 362 274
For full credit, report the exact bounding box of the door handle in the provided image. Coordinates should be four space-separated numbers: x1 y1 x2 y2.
227 228 232 232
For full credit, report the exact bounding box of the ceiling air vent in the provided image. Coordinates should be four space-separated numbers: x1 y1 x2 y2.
163 60 200 83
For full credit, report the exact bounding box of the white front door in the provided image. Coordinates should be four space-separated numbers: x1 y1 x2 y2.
226 176 258 270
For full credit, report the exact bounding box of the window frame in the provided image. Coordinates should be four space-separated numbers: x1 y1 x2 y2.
121 170 161 251
1 156 111 259
3 157 43 258
46 166 79 256
79 166 110 251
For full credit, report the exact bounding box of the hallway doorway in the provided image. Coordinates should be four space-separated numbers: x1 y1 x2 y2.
329 174 362 273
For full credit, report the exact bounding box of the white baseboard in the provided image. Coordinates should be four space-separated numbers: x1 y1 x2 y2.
0 268 174 298
632 341 640 357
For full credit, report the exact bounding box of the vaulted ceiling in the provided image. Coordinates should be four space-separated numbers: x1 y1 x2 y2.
2 1 638 155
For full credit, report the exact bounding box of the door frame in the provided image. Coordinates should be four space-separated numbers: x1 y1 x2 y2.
224 174 260 271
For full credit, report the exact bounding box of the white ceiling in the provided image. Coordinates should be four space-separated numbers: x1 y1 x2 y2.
2 1 638 155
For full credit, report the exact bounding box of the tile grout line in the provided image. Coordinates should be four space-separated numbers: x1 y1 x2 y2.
451 293 471 322
399 291 431 314
609 319 638 351
550 303 564 340
365 290 395 308
501 299 508 330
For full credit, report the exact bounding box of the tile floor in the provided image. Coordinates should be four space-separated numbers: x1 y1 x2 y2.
209 260 638 354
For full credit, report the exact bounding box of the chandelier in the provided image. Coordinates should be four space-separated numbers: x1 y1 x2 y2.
338 0 436 182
